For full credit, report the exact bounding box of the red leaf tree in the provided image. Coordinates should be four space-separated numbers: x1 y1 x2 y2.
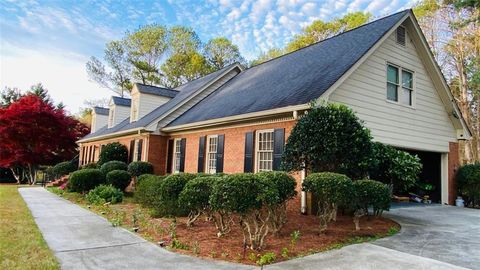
0 94 89 184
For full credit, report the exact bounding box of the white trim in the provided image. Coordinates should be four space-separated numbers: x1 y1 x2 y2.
205 135 218 174
77 128 145 143
172 138 182 174
254 129 274 173
386 62 416 108
441 153 449 205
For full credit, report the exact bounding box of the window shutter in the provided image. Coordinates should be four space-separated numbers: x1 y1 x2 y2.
273 128 285 171
166 139 174 174
216 134 225 173
137 139 143 161
179 138 186 172
197 136 206 173
396 26 405 46
129 140 135 163
244 132 254 172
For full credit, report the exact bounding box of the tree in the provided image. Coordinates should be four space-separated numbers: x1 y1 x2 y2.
250 48 284 66
282 103 373 179
0 87 22 108
0 95 89 184
204 37 245 69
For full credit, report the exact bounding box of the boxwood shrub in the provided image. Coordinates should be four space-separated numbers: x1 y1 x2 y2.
134 174 165 207
100 161 128 175
106 170 131 191
97 142 128 166
128 161 154 177
352 179 390 216
67 169 105 192
86 184 123 205
52 161 77 178
456 164 480 206
154 173 197 217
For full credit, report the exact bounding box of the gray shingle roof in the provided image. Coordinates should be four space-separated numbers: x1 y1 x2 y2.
168 10 409 127
112 96 131 106
93 107 109 115
136 83 179 98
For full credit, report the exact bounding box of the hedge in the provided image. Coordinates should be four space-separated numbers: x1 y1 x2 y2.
153 173 197 217
86 184 123 204
134 174 165 207
106 170 132 191
52 161 77 178
128 161 154 177
352 179 390 216
97 142 128 166
67 169 105 192
100 161 128 175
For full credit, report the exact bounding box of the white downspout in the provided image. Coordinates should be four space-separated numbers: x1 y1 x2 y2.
301 167 307 214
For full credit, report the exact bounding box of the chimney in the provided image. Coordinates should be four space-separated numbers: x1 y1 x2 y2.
91 107 109 133
130 83 179 122
108 97 131 128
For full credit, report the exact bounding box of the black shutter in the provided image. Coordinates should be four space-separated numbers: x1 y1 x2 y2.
137 139 143 161
129 140 135 163
166 139 174 174
198 136 206 173
244 132 254 172
273 128 285 171
216 134 225 173
179 138 186 172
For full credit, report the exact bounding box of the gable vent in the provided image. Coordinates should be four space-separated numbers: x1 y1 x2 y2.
396 26 406 46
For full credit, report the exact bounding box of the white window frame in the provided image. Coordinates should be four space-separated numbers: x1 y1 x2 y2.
108 108 115 127
386 63 415 108
254 129 274 173
172 138 182 173
205 135 218 174
133 139 143 162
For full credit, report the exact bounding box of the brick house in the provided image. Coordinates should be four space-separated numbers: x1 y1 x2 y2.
78 10 471 209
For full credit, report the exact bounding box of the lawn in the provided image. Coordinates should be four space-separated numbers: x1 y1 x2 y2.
0 185 59 270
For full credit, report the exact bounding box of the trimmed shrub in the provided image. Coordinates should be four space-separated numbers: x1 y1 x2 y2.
67 169 105 192
52 161 77 178
154 173 197 217
106 170 131 191
179 176 221 226
134 174 165 207
128 161 154 177
457 164 480 207
86 184 123 205
303 172 352 232
100 161 128 175
352 179 390 216
97 142 128 166
80 162 97 170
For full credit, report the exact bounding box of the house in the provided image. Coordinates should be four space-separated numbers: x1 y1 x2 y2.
77 10 470 209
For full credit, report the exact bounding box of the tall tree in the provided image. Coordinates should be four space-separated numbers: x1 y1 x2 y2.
204 37 245 69
0 95 89 184
0 87 22 108
250 48 284 66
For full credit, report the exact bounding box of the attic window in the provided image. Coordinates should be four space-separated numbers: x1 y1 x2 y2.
396 26 406 46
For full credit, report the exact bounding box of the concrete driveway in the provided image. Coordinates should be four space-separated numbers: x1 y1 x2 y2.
20 188 479 270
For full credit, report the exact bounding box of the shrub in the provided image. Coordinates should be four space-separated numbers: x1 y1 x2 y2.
134 174 165 207
282 103 373 179
457 164 480 207
128 161 154 177
256 171 297 234
106 170 131 191
52 161 77 178
97 142 128 166
100 160 128 175
368 142 422 194
303 172 352 232
179 176 221 226
86 184 123 205
67 169 105 192
80 162 97 169
154 173 197 217
352 179 390 216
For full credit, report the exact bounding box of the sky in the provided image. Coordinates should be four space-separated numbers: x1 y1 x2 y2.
0 0 416 114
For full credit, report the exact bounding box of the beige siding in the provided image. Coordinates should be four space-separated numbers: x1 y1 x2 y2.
138 94 171 120
91 113 108 133
111 105 130 127
329 27 456 152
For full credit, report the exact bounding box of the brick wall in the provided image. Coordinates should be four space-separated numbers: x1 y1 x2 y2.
448 142 459 205
147 135 169 175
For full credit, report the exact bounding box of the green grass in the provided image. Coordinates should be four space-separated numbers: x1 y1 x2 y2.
0 185 59 270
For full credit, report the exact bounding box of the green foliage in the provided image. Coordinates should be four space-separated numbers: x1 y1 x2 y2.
80 162 97 169
86 184 123 205
256 252 276 266
154 173 197 216
106 170 131 191
290 230 301 247
178 176 220 213
303 172 352 208
368 142 422 193
456 164 480 205
127 161 154 177
52 161 77 178
134 174 165 207
100 160 128 175
351 180 391 216
97 142 128 166
204 37 245 69
67 169 105 192
256 171 297 203
282 103 373 179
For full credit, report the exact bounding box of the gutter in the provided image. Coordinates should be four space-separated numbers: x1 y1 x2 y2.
77 127 147 143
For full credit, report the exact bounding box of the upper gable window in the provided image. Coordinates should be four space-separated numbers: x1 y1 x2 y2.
387 64 414 106
396 26 406 46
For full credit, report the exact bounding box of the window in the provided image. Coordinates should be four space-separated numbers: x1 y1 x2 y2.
396 26 406 46
172 139 182 173
206 135 218 174
387 64 414 106
255 130 274 172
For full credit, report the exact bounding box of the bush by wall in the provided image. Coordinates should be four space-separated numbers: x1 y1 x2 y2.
134 174 165 207
154 173 197 217
67 169 105 193
456 164 480 207
100 161 128 175
97 142 128 166
86 184 123 205
52 161 77 178
106 170 131 191
128 161 154 177
352 179 390 216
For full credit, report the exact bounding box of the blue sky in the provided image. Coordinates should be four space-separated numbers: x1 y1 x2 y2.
0 0 416 113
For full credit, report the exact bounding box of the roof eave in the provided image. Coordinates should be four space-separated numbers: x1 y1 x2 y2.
77 127 149 144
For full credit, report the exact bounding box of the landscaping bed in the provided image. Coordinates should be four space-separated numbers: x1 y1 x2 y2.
49 187 398 266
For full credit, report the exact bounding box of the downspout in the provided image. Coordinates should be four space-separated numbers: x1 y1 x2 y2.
294 110 308 214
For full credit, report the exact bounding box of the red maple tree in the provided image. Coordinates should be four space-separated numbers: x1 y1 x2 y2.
0 94 89 184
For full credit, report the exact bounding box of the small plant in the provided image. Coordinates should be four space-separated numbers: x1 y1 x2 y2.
111 210 126 227
86 184 123 205
170 239 189 250
256 252 276 266
168 218 177 239
387 226 400 236
281 247 289 258
209 251 217 258
247 252 257 262
221 251 229 258
192 241 200 255
290 230 301 247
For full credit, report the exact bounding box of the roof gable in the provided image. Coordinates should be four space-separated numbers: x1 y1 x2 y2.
93 107 109 115
111 96 131 107
134 83 179 98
